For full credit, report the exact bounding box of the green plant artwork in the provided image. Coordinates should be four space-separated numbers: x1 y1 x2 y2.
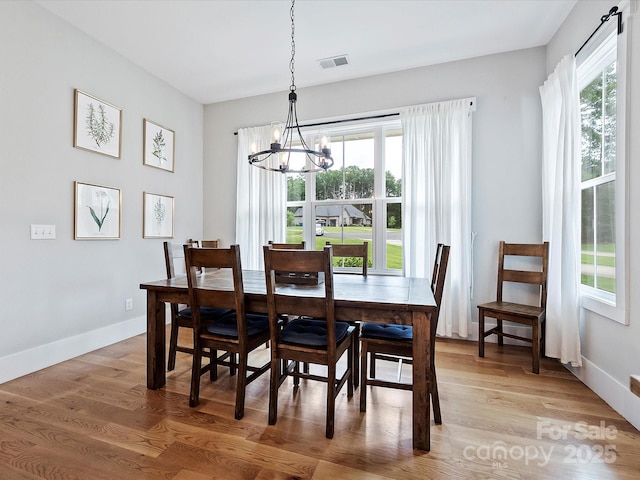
85 103 115 147
87 190 110 231
152 130 167 163
153 197 166 224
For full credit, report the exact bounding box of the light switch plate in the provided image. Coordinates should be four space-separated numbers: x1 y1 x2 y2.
31 224 56 240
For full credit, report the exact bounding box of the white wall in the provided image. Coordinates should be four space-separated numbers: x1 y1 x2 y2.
546 0 640 429
0 1 204 381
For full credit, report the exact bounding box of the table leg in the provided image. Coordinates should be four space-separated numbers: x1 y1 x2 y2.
146 290 166 389
412 310 430 451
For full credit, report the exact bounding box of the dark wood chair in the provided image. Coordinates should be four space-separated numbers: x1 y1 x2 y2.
359 243 450 425
268 240 306 250
477 241 549 374
263 244 356 439
163 241 230 371
185 244 273 419
325 241 368 387
187 238 221 248
326 241 368 275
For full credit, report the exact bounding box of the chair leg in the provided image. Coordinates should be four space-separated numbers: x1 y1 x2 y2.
430 365 442 424
293 362 300 388
230 353 237 376
209 349 218 381
478 309 485 358
326 362 336 439
168 320 179 371
541 318 546 358
370 352 377 378
347 336 354 398
268 356 280 425
189 342 202 407
532 322 540 374
352 323 360 388
497 319 504 346
234 351 248 420
359 341 368 412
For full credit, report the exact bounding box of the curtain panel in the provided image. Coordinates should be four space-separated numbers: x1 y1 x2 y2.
236 125 287 270
539 54 582 366
401 98 474 338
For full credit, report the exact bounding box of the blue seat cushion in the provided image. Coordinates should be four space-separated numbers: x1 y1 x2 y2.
361 322 412 341
281 318 351 347
178 306 232 319
206 312 269 338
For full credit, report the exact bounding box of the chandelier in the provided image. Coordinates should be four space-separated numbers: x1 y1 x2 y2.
248 0 334 174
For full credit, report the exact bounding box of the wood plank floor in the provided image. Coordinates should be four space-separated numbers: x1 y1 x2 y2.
1 330 638 479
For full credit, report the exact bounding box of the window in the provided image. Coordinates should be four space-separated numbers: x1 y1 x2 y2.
285 120 403 274
576 10 628 323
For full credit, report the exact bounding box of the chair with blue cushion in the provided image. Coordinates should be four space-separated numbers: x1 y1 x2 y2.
263 244 356 439
325 241 368 388
163 241 231 371
359 243 450 424
185 244 273 419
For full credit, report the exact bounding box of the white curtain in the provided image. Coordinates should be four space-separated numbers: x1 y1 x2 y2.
401 98 473 338
539 54 582 366
236 125 287 270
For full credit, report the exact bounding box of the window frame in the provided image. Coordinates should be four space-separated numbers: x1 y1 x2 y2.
287 119 403 275
576 2 629 325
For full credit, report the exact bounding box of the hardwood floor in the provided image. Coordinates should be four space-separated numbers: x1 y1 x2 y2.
1 330 638 479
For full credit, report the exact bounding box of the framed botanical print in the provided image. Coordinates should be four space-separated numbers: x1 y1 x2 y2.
74 181 121 239
143 119 175 172
73 89 122 158
143 192 174 238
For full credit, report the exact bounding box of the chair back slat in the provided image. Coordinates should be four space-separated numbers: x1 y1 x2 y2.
327 241 368 276
187 238 221 248
268 241 306 250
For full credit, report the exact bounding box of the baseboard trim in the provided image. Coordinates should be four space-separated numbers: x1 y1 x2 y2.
0 315 147 384
567 357 640 431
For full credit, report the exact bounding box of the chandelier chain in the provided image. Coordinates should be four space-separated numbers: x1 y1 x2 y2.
290 0 296 92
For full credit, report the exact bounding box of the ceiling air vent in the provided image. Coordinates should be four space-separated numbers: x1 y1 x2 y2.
318 55 349 69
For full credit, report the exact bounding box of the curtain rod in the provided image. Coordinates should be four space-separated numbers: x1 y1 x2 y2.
575 6 622 57
233 112 400 135
233 98 475 135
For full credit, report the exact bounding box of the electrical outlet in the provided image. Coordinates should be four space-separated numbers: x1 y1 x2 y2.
125 298 133 311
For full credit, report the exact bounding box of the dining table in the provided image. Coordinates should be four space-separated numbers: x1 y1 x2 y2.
140 269 437 451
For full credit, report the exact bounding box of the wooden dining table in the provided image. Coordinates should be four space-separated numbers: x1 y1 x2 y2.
140 269 437 451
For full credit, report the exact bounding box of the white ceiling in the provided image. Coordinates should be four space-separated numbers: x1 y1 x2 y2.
36 0 577 105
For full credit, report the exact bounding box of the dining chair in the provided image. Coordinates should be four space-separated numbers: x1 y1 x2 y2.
188 238 221 248
263 244 356 439
185 244 273 419
359 243 450 425
163 241 230 371
477 241 549 374
268 240 306 250
326 241 368 275
325 241 368 388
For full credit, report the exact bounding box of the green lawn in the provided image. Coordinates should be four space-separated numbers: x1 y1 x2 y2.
286 226 403 269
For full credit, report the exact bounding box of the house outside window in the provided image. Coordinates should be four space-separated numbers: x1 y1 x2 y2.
285 121 403 274
576 5 628 324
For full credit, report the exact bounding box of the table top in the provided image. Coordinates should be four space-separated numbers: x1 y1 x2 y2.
140 269 436 314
